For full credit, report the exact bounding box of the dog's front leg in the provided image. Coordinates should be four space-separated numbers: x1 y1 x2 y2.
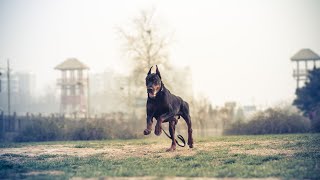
144 115 153 135
154 117 163 136
155 110 174 136
166 118 177 151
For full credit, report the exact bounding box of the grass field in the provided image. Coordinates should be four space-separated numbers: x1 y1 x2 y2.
0 134 319 179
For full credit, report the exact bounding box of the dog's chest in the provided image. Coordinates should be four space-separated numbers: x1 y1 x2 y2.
154 101 169 113
149 99 169 118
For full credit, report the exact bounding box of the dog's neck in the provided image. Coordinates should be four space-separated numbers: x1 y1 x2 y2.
160 81 164 92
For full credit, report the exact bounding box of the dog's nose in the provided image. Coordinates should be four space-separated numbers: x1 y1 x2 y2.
147 87 153 92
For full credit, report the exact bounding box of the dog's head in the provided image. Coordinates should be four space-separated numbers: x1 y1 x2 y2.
145 65 162 98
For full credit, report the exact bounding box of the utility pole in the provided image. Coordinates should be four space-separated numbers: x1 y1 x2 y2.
0 66 3 133
0 67 2 92
7 59 11 117
86 70 90 119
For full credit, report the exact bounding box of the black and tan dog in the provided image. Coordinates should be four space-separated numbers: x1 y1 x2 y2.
143 65 193 151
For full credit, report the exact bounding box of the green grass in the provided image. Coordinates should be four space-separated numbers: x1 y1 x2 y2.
0 134 319 179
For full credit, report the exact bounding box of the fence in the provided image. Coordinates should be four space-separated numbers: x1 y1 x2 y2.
0 112 60 133
1 112 21 133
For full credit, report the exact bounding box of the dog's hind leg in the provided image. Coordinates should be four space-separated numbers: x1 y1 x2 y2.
183 114 193 148
166 118 177 152
155 112 174 136
181 102 193 148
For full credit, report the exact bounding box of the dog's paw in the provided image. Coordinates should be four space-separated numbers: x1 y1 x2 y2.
143 129 151 135
154 123 162 136
166 146 176 152
188 138 194 148
154 127 162 136
188 142 194 148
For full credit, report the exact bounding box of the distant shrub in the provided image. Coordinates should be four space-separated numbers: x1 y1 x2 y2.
310 109 320 132
224 107 311 135
14 117 142 142
15 118 62 142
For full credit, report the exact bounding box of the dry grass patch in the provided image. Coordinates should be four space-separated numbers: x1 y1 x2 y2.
0 138 295 160
23 170 64 176
71 177 281 180
0 141 197 160
229 147 295 156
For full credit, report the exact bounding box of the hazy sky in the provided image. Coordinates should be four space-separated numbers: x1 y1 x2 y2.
0 0 319 107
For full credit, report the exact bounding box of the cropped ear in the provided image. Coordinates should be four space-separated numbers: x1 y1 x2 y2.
156 65 161 79
147 66 153 75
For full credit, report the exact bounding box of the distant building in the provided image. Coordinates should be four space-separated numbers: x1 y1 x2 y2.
242 105 257 118
15 72 36 98
89 69 131 113
90 73 105 95
225 102 237 110
0 71 36 114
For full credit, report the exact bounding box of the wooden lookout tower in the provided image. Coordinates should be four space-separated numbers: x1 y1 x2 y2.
55 58 89 117
291 48 320 88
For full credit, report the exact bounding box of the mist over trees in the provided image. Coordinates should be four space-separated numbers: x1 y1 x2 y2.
224 66 320 135
2 9 316 143
118 9 172 97
224 106 311 135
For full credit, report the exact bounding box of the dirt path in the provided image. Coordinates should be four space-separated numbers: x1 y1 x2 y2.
0 143 196 159
0 139 294 159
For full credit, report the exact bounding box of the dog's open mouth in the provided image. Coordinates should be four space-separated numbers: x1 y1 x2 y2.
148 92 157 98
147 88 157 98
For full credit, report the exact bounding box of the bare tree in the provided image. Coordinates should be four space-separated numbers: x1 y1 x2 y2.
118 9 171 96
190 97 210 137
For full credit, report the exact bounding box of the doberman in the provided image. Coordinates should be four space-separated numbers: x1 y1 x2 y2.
143 65 194 151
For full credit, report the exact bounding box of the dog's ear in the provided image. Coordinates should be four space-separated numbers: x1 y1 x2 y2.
147 66 153 75
156 65 161 79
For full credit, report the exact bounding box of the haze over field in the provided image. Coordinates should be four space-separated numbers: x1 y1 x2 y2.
0 0 320 106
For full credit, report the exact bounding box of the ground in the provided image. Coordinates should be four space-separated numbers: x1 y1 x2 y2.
0 134 319 179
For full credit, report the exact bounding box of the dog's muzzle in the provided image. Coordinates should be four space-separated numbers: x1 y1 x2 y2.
147 87 153 93
147 87 157 98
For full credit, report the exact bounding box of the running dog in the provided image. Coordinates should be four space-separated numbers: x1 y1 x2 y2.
143 65 193 151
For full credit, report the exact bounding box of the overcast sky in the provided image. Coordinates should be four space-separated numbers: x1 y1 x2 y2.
0 0 320 107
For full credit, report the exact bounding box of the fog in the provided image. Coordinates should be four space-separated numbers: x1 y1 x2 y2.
0 0 320 114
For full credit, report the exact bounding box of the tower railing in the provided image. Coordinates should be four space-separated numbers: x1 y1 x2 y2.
57 78 88 85
293 69 308 78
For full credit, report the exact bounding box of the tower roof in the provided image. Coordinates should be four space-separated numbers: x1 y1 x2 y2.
55 58 89 70
291 49 320 61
